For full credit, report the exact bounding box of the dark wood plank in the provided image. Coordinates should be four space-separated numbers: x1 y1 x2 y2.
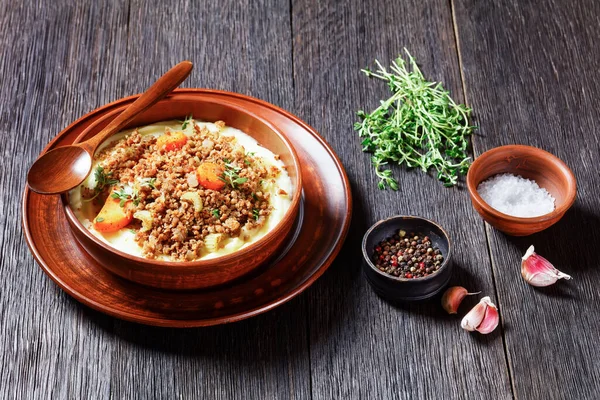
110 1 311 399
292 0 512 398
1 1 310 399
0 1 130 399
454 0 600 398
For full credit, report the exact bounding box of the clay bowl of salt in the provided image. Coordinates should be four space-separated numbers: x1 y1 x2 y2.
466 145 576 236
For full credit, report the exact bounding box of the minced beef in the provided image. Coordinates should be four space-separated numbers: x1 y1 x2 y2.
92 121 278 260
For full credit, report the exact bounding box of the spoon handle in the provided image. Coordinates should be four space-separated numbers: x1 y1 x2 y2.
82 61 193 152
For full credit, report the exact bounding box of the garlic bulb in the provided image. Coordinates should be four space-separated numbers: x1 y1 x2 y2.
461 296 499 334
521 245 571 287
441 286 480 314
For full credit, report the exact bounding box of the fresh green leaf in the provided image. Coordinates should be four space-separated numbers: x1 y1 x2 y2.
142 177 156 190
219 160 248 189
84 166 119 202
111 188 139 208
181 115 194 130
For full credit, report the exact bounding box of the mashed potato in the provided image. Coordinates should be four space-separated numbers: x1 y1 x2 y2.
69 119 292 261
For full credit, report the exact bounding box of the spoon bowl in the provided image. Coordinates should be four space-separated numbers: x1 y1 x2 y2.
27 60 193 194
27 146 92 194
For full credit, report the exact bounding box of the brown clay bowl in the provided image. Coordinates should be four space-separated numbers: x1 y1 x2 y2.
61 94 302 290
466 145 576 236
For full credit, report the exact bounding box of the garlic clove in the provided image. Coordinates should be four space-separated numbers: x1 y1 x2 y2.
521 245 572 287
441 286 481 314
461 296 499 334
475 298 499 334
460 296 489 331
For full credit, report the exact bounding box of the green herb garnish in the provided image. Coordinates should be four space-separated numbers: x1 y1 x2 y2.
142 177 156 190
252 208 260 220
96 217 104 222
181 115 194 130
111 188 140 207
212 209 220 218
355 49 475 188
84 166 118 202
219 160 248 188
244 152 256 165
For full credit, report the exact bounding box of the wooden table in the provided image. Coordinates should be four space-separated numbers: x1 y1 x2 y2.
2 0 599 398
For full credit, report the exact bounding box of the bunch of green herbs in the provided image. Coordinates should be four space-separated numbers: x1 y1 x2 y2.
355 50 475 189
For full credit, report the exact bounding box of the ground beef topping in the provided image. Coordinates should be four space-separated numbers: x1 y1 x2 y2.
87 120 280 260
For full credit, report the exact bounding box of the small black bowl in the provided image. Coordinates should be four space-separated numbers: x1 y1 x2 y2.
361 215 453 302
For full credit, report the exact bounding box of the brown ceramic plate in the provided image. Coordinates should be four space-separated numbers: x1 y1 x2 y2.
22 89 352 327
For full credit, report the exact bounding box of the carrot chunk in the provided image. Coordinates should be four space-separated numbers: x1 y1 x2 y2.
196 162 225 190
156 130 187 151
93 197 133 232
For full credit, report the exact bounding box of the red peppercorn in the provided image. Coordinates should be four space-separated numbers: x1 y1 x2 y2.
405 273 413 279
419 262 425 269
379 255 385 260
392 261 398 267
375 246 382 252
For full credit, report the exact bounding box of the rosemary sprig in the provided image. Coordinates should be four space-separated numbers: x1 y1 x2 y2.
355 49 475 188
111 188 140 207
84 166 118 202
219 159 248 188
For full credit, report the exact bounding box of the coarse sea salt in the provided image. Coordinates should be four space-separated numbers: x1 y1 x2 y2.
476 173 555 217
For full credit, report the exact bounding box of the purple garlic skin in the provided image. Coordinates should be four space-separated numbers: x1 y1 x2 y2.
441 286 479 314
521 245 572 287
461 296 499 334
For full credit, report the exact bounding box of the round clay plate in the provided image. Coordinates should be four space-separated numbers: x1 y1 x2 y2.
22 89 352 327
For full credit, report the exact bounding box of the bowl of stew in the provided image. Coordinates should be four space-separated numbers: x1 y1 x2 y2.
62 91 303 290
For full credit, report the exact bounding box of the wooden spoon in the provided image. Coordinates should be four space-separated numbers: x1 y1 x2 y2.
27 60 193 194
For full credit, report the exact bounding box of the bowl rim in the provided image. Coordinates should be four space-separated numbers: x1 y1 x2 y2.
466 144 577 223
361 215 452 283
61 94 303 268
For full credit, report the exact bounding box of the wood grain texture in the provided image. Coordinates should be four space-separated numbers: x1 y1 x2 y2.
2 0 310 399
454 0 600 398
6 0 600 398
0 1 129 399
109 0 311 399
291 0 512 398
